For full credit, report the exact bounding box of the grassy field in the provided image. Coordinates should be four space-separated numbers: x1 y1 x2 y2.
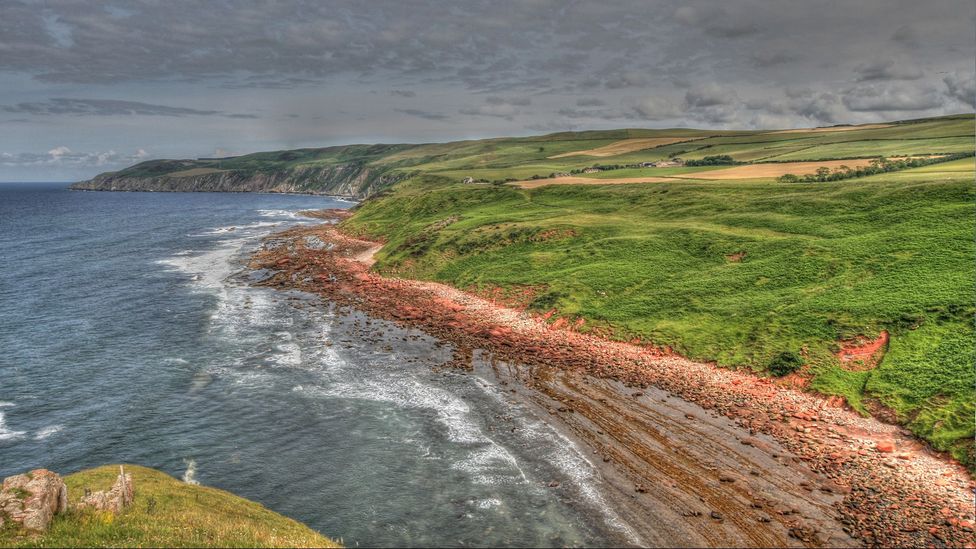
342 116 975 468
1 465 338 548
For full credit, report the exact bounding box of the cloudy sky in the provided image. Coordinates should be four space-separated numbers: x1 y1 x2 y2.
1 0 973 181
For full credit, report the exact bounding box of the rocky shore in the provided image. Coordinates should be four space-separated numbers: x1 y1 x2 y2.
250 209 975 548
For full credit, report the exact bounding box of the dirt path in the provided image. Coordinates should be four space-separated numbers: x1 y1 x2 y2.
250 211 975 548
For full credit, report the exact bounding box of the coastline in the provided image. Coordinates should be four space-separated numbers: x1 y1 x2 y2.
67 186 361 202
249 209 975 548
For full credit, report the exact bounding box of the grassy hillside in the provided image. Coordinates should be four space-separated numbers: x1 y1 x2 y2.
341 115 975 468
1 465 338 548
76 114 973 197
74 114 976 466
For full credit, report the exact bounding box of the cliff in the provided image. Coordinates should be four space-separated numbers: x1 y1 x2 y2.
70 144 415 199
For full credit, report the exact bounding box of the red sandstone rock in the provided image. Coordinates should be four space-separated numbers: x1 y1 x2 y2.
876 441 895 453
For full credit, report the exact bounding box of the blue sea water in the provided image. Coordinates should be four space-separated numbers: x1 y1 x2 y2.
0 183 636 547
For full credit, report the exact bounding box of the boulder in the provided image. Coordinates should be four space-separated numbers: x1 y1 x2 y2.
0 469 68 531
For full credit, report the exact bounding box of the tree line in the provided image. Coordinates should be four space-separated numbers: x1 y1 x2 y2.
776 152 974 183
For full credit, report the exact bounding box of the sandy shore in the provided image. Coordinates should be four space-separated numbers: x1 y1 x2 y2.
250 209 974 548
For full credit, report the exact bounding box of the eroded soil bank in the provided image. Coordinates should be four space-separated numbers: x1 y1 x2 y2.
249 210 974 548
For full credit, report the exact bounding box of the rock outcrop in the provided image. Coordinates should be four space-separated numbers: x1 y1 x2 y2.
78 466 134 513
0 469 68 531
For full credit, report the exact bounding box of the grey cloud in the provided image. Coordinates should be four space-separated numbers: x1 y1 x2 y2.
395 108 450 121
843 84 944 112
684 84 734 108
576 98 606 107
944 72 976 107
749 51 798 68
460 96 532 120
672 5 758 38
854 59 924 81
1 0 974 181
633 96 681 120
556 107 628 120
891 25 920 47
2 98 256 118
783 89 847 124
604 72 650 89
459 104 521 120
486 96 532 107
0 146 148 168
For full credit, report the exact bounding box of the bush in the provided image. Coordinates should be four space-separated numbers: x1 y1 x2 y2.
769 351 804 376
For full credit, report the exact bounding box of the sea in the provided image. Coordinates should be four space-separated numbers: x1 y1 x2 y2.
0 183 638 547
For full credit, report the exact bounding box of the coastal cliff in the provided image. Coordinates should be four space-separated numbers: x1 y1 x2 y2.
70 144 414 198
71 162 405 198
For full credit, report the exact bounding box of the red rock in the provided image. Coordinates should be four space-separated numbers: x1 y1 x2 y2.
875 441 895 453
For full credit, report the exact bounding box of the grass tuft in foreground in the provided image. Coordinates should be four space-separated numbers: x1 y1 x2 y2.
1 465 338 548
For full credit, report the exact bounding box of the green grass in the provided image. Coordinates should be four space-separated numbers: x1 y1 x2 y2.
87 114 974 196
81 113 976 468
345 148 975 468
1 465 338 548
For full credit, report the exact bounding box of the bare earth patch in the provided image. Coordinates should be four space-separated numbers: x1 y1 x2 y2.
548 137 702 158
693 159 881 180
837 331 889 371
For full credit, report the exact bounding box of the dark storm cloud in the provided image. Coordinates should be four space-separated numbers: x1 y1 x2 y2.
2 98 256 118
0 0 973 180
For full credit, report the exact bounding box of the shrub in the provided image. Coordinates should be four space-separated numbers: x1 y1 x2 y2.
769 351 804 376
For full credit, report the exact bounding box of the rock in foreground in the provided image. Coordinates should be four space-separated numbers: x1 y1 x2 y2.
0 469 68 532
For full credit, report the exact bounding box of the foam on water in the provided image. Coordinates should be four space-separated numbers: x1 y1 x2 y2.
34 425 64 440
257 209 308 219
145 204 637 544
0 403 26 441
157 237 249 289
182 458 200 485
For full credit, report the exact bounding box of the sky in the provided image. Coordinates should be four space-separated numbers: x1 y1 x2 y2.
1 0 973 181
